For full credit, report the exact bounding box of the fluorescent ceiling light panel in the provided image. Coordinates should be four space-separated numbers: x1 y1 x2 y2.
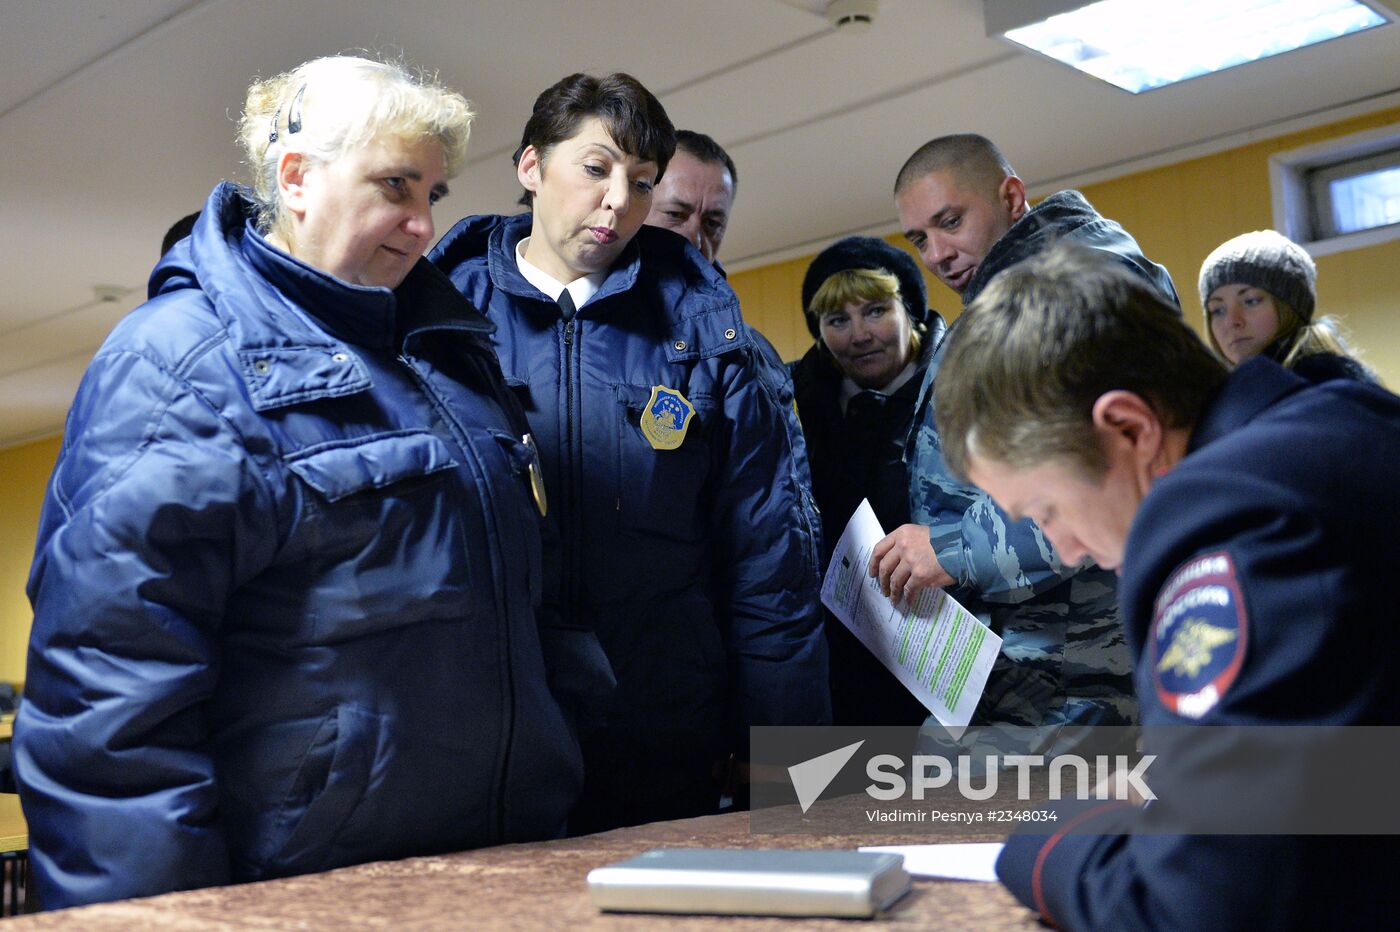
1001 0 1390 93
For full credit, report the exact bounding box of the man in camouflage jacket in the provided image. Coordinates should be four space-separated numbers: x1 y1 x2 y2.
871 134 1180 747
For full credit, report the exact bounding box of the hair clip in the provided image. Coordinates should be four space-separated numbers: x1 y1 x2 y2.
287 84 305 135
267 85 306 144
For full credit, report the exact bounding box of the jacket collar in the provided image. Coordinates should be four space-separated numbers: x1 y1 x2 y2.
247 224 496 348
964 191 1099 305
433 211 746 363
961 190 1180 311
395 257 496 348
152 182 492 412
241 223 400 351
484 212 644 306
1188 356 1307 453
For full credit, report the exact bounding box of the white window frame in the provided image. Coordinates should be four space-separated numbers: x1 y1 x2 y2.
1270 121 1400 257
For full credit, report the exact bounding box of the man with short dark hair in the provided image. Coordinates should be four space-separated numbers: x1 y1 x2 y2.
643 127 814 504
645 129 736 264
934 243 1399 930
890 134 1179 304
871 134 1179 748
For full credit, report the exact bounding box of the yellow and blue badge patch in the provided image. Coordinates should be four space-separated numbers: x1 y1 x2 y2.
1150 551 1248 719
639 385 696 451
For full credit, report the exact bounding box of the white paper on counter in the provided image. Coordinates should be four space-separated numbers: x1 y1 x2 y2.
820 499 1001 730
859 843 1005 882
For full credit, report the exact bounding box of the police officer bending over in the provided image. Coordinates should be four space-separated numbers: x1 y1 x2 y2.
934 243 1398 930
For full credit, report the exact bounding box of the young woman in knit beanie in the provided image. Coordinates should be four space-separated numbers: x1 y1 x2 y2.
1198 229 1378 384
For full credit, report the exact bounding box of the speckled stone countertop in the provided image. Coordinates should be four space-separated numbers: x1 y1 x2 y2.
9 807 1037 930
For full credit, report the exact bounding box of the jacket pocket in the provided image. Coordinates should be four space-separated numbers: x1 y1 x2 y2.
613 383 713 542
284 429 457 503
276 428 481 644
262 703 381 877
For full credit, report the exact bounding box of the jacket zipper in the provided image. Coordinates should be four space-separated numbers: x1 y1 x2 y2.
562 318 579 625
399 349 514 845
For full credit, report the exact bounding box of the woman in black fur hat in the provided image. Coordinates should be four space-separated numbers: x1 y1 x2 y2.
791 236 947 726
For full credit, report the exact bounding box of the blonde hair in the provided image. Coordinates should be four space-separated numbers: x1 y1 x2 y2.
238 55 474 237
1281 315 1360 368
808 268 923 359
1206 289 1370 375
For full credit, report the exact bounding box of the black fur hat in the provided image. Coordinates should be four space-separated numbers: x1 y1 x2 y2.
801 236 930 339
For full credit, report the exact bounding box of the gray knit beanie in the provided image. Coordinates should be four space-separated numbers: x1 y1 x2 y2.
1197 230 1316 321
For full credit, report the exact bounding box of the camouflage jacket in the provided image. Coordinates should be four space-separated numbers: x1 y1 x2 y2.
907 190 1180 734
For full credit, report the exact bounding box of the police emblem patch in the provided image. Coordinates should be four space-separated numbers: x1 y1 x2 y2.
639 386 695 451
1150 551 1248 719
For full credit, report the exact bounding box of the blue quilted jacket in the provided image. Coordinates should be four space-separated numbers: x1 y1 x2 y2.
15 184 582 908
431 215 829 822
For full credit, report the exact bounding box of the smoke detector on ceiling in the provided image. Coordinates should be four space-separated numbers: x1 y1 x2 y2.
827 0 878 32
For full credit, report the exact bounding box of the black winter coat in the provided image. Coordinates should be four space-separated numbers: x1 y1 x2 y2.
792 326 944 726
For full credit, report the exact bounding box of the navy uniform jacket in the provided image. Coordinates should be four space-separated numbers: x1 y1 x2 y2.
14 184 582 908
431 215 829 832
997 359 1400 929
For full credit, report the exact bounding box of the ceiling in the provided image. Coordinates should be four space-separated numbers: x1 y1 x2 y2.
3 0 1399 449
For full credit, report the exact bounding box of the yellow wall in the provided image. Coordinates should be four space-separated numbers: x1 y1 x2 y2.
733 104 1400 389
2 106 1398 681
0 436 60 685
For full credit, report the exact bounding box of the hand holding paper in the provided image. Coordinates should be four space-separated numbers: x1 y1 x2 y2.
821 500 1001 730
869 522 956 602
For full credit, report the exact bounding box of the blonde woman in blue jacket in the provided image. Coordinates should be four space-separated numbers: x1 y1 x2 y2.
16 56 581 909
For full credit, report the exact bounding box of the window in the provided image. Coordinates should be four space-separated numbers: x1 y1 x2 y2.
1271 122 1400 256
1310 152 1400 237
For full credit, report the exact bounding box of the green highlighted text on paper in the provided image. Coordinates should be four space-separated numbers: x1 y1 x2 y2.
821 500 1001 729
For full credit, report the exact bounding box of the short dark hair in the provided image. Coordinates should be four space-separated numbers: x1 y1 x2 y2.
894 133 1015 201
161 211 201 258
513 72 676 205
674 129 737 193
935 243 1227 481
